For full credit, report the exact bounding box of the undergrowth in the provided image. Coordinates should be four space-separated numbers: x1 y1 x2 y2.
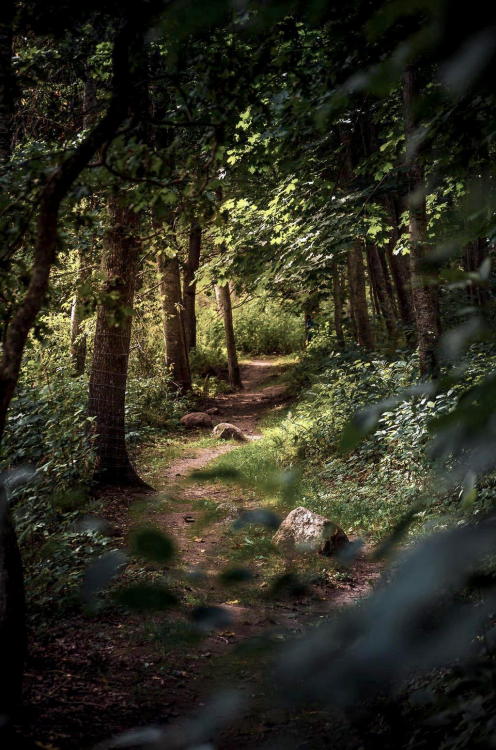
209 335 496 541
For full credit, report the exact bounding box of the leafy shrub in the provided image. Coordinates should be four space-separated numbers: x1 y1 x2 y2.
232 298 304 354
0 367 107 613
197 296 304 355
189 344 227 379
126 374 189 434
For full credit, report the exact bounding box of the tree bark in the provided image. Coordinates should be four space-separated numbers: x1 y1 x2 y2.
347 242 374 350
215 283 242 389
88 200 145 486
367 244 398 340
403 65 441 376
158 252 192 392
183 222 201 349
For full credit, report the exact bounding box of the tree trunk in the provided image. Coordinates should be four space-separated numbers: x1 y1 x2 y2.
347 242 374 350
183 222 201 350
0 488 26 728
0 1 15 162
367 244 398 341
69 79 98 375
215 283 242 389
70 255 89 375
403 65 441 376
88 200 145 486
378 243 399 315
462 238 489 307
384 195 417 346
158 252 192 392
332 264 345 347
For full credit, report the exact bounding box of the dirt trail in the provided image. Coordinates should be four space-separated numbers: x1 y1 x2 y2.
154 357 377 609
20 357 380 750
152 358 292 571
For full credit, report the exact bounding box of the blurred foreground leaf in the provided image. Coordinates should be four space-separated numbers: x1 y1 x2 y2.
81 550 127 607
232 508 281 530
129 527 175 564
115 584 178 612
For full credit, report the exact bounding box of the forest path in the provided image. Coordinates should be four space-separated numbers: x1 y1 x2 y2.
21 357 380 750
143 357 293 572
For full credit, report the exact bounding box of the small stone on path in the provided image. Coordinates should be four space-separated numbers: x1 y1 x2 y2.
180 412 213 428
212 422 247 441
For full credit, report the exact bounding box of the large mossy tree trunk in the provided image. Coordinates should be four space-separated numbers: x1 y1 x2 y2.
158 252 192 392
403 65 441 376
88 200 145 486
183 222 201 350
215 283 242 389
348 242 375 350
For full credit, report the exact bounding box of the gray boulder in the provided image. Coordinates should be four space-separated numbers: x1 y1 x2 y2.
212 422 247 442
273 506 348 556
180 412 213 428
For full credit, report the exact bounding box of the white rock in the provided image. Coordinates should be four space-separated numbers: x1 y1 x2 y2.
273 506 348 556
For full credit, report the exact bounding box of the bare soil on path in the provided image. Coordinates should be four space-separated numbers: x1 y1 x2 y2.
19 357 380 750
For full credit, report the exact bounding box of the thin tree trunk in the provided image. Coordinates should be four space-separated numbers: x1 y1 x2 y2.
215 283 242 389
69 79 98 375
403 65 441 376
88 200 145 486
378 244 399 315
366 248 381 318
462 238 489 307
384 195 417 345
346 263 357 342
158 252 192 392
70 255 89 375
183 222 201 349
367 244 398 340
348 242 374 350
332 264 345 347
